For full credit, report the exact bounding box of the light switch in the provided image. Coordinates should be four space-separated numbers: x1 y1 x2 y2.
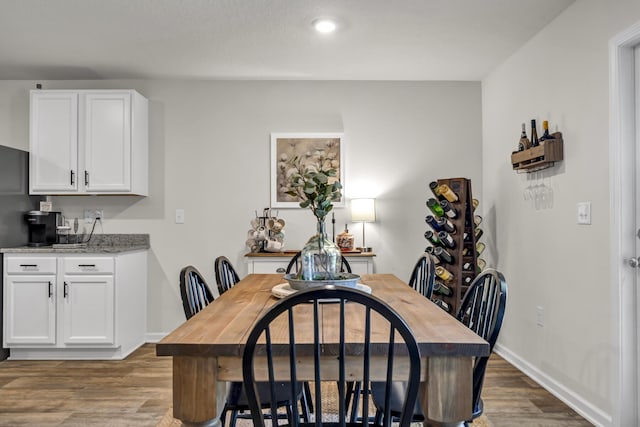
577 202 591 225
175 209 185 224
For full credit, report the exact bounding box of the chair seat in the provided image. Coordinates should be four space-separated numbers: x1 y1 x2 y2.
370 381 424 421
228 381 303 407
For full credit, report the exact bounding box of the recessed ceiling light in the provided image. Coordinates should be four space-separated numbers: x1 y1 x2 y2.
313 18 337 33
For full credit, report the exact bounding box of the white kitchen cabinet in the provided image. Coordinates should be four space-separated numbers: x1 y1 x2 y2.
2 251 147 360
245 252 376 275
29 89 148 196
62 258 115 345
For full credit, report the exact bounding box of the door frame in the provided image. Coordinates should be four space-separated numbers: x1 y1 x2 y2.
609 20 640 427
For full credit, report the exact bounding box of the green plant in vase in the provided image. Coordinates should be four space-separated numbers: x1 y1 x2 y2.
285 149 345 282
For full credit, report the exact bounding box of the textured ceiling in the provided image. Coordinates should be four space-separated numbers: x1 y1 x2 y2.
0 0 575 81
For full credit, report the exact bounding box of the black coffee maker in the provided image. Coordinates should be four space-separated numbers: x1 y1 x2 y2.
24 211 60 247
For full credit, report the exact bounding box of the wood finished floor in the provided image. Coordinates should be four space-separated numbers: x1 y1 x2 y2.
0 344 592 426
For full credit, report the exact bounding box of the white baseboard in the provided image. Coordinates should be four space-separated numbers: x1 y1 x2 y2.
145 332 168 343
494 343 612 427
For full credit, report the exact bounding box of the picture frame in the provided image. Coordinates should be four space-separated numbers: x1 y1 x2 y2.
270 132 345 208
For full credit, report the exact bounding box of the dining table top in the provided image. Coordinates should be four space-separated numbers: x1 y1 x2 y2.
156 273 489 359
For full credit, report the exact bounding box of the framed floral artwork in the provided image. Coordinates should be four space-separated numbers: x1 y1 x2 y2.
270 132 345 208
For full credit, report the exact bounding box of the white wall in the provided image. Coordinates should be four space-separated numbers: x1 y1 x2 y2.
0 80 482 335
483 1 640 425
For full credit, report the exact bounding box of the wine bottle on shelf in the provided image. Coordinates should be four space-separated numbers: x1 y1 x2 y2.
426 198 445 217
474 227 483 240
433 280 453 296
474 215 483 227
424 230 441 246
539 120 554 143
530 119 539 147
425 215 441 232
438 184 459 203
436 217 456 234
424 246 441 264
472 198 479 210
429 181 443 200
434 246 454 264
433 298 451 312
477 258 486 271
463 276 473 285
437 231 456 249
518 123 531 151
476 242 486 256
439 200 458 219
435 266 455 282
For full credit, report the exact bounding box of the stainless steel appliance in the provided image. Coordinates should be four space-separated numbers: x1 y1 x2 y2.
0 145 44 360
24 210 60 247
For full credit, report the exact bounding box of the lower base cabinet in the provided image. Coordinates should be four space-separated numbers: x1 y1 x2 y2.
3 251 147 360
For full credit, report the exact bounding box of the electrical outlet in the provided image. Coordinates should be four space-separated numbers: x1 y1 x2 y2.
175 209 185 224
84 209 104 223
536 306 544 327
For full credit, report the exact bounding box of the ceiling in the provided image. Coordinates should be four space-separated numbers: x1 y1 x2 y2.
0 0 575 81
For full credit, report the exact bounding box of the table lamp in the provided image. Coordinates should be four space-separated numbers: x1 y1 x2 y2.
351 198 376 253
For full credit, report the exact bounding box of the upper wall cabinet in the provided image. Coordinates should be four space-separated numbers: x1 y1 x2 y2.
29 90 149 196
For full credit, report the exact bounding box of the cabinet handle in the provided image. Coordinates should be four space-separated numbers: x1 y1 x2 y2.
78 264 96 267
276 267 286 273
64 282 68 298
48 282 52 298
70 170 75 185
85 171 89 186
19 264 37 267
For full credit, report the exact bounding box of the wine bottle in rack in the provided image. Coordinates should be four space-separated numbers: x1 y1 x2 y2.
425 215 441 231
440 200 458 219
539 120 554 143
474 227 483 240
476 242 486 256
436 217 456 233
438 184 459 202
435 265 454 282
434 246 455 264
429 181 443 200
424 230 441 246
437 231 456 249
424 246 441 264
433 298 451 312
530 119 539 147
426 198 445 217
433 280 453 296
518 123 531 151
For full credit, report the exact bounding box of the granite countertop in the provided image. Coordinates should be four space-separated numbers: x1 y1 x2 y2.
0 234 150 254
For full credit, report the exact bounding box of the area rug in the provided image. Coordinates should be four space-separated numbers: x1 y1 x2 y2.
157 382 493 426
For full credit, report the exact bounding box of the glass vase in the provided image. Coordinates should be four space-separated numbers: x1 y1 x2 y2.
300 220 341 280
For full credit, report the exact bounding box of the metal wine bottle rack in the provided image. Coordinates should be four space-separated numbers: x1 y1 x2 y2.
433 177 479 316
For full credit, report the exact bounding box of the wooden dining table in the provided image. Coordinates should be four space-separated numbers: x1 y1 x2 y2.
156 273 489 426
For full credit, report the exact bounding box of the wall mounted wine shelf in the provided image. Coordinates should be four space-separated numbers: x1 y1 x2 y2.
511 132 563 173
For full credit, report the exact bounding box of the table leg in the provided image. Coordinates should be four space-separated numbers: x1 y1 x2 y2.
420 356 473 426
172 356 222 427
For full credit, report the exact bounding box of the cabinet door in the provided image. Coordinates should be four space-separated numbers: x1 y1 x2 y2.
83 92 131 193
4 275 56 345
249 260 289 274
29 91 78 194
61 275 114 345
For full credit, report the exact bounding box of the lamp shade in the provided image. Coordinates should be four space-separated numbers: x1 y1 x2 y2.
351 198 376 222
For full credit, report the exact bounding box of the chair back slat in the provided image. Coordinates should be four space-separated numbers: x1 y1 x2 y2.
214 256 241 295
408 254 435 299
457 268 508 419
179 266 214 320
242 286 421 427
